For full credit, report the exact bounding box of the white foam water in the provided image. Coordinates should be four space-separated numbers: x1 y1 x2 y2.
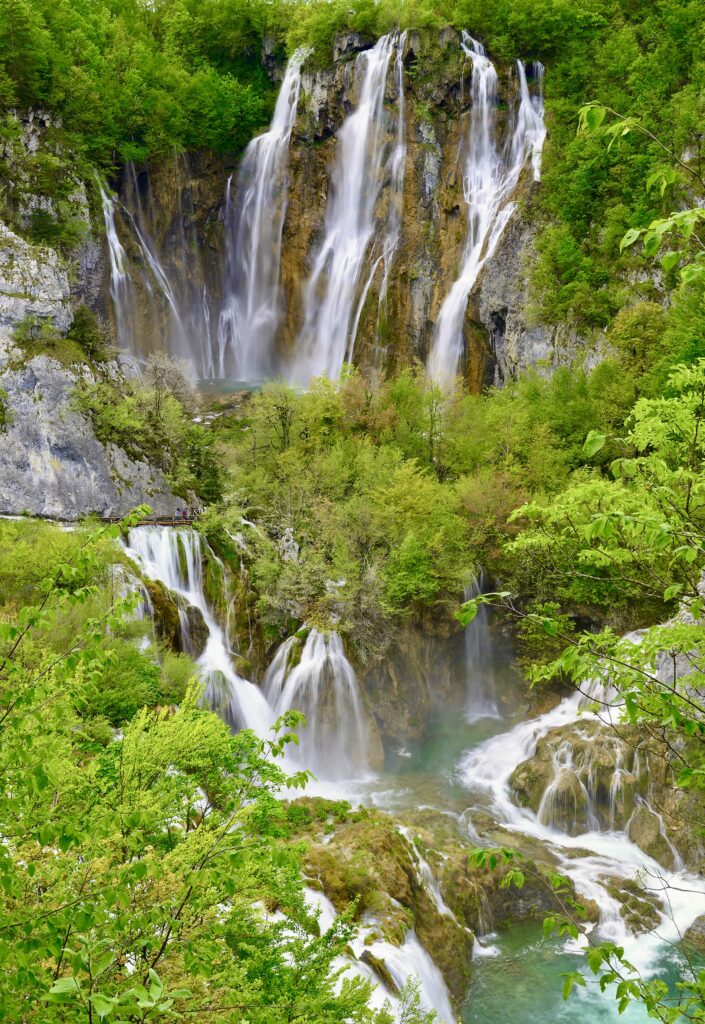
427 35 545 387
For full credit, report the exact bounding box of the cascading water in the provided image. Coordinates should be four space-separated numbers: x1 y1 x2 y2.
463 573 501 722
100 185 133 351
263 630 370 781
456 686 705 985
123 526 273 734
100 158 216 374
217 52 307 380
427 35 545 388
291 32 406 384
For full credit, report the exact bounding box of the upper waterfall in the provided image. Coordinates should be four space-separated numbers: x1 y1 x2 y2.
427 34 545 388
291 32 407 384
217 51 307 380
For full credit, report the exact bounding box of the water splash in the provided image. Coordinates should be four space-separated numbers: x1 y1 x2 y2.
427 36 546 387
292 32 406 383
217 52 308 379
456 686 705 980
263 629 370 781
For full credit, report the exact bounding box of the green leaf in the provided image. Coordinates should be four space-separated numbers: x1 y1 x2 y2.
91 993 117 1018
457 600 479 627
620 228 642 251
561 971 586 1000
49 977 80 995
583 431 606 457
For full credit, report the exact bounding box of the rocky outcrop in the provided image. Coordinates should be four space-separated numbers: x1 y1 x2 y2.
286 798 474 1005
510 716 705 871
0 356 180 519
0 224 71 349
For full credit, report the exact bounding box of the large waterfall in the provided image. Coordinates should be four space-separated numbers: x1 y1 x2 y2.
217 52 307 380
101 31 545 388
427 34 545 388
291 32 407 384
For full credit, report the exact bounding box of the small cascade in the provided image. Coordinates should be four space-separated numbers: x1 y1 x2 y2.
536 740 600 835
292 32 406 383
463 573 501 722
397 826 456 919
217 52 308 380
363 933 456 1024
123 526 273 735
427 36 546 387
263 630 370 781
457 686 705 982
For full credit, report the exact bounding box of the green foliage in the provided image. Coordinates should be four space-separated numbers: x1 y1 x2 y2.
0 0 275 164
207 372 474 661
0 513 407 1024
74 355 223 504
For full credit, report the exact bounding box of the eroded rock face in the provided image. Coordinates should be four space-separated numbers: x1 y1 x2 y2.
0 225 71 349
0 356 180 519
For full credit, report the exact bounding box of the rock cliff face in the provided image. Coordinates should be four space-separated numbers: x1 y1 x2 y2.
0 356 180 519
0 224 72 347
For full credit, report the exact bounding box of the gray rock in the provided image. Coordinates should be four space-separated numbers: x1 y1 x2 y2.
475 217 554 381
684 913 705 954
0 355 180 520
333 32 370 61
0 223 71 346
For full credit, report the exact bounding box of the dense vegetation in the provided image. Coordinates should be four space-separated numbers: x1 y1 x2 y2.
3 0 705 1020
2 0 704 323
0 515 440 1023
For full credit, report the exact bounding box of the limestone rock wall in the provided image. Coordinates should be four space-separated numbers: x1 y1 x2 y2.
0 356 180 519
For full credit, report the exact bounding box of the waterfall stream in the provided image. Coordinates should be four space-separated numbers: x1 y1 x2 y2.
427 35 545 388
463 574 501 721
217 52 307 380
263 630 370 781
291 32 407 383
124 526 273 733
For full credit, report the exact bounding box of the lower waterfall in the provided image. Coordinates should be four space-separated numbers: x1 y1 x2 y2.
263 630 371 781
117 525 705 1021
124 526 371 783
457 690 705 987
124 526 273 734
